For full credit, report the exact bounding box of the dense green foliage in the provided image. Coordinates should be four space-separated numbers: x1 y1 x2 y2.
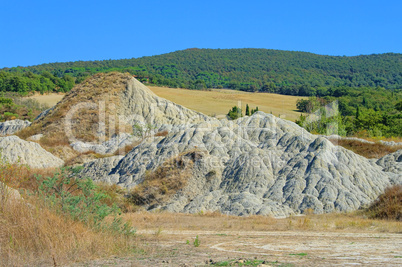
0 71 74 94
296 87 402 137
1 48 401 95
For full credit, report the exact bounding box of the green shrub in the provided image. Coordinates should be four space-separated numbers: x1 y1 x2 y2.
36 167 135 235
193 235 200 247
0 97 13 105
227 106 242 120
2 112 18 120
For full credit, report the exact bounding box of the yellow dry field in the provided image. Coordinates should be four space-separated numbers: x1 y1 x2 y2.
149 86 306 121
26 93 64 106
25 87 306 121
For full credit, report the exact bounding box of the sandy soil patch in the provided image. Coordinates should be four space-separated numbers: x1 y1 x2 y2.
76 230 401 266
76 213 401 266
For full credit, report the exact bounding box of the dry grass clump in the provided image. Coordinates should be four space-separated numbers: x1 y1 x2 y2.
330 139 402 158
365 185 401 221
113 141 141 156
15 123 43 140
128 150 203 207
39 131 70 147
155 130 169 137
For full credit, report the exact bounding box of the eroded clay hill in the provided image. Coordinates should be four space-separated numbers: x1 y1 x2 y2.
55 74 401 217
17 72 209 159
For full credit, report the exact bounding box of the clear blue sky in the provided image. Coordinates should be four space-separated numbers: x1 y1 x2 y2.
1 0 401 68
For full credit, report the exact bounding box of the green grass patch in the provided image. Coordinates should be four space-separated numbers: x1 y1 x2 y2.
212 259 293 266
289 253 308 257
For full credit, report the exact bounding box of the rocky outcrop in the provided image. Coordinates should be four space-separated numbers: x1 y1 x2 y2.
0 136 64 168
34 107 54 121
118 77 211 131
100 113 399 217
0 120 31 136
70 133 136 155
376 150 402 177
77 156 123 184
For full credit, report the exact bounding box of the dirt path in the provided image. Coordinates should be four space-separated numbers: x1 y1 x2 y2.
78 230 402 266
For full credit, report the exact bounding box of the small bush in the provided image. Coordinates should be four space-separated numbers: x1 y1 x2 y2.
36 167 135 234
193 235 200 247
2 112 18 121
0 97 13 105
366 185 401 221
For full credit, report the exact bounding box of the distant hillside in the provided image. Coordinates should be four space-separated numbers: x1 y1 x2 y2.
1 48 401 95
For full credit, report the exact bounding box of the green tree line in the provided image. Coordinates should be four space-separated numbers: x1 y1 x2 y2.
0 71 74 95
296 87 402 137
1 48 401 95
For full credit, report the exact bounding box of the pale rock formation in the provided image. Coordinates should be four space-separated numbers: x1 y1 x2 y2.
0 136 64 168
0 120 31 136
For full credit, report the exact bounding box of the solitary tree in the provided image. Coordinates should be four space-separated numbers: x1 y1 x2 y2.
227 106 242 120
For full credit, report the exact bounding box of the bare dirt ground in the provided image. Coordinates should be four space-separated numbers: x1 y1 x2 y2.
76 213 402 266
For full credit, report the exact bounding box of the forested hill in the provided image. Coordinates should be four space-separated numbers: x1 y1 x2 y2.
1 48 402 95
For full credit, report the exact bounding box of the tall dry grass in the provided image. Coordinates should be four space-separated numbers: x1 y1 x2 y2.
0 160 138 266
0 197 136 266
